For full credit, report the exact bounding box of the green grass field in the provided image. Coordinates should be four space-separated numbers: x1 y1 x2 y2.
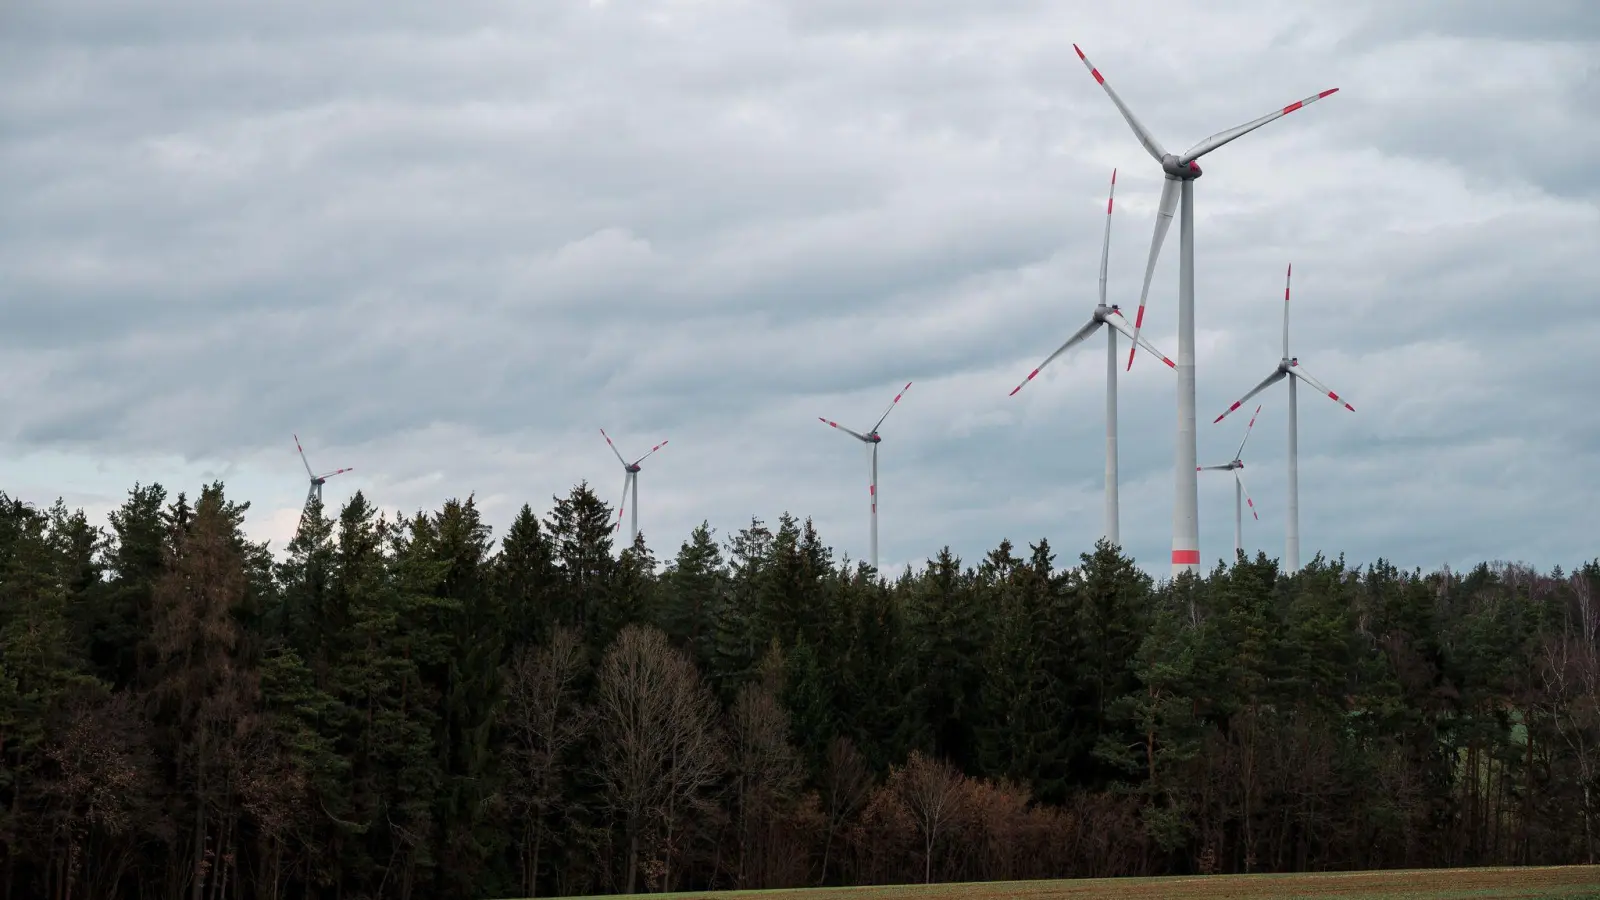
516 865 1600 900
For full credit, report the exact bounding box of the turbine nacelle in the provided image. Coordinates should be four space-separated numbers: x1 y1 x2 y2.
1162 155 1202 180
866 432 882 444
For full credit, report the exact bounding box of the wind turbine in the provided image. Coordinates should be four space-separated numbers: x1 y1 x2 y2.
601 428 667 545
293 434 352 508
1198 404 1262 560
819 381 912 572
1213 264 1354 572
1009 168 1176 547
1072 43 1338 576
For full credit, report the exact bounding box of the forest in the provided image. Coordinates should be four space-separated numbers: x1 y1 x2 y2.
1 479 1598 900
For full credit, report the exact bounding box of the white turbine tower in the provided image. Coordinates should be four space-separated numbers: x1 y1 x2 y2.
1072 43 1338 576
294 434 352 509
1213 265 1355 572
1009 168 1176 547
600 428 668 545
1199 404 1262 560
819 381 912 573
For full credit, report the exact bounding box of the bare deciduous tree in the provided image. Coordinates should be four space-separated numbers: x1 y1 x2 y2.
728 680 801 888
818 736 871 885
501 626 591 897
892 750 967 884
594 624 724 894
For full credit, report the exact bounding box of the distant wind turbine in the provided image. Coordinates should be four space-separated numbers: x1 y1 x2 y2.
1213 265 1355 572
819 381 912 573
1009 167 1176 547
294 434 352 508
1199 404 1262 560
601 428 668 545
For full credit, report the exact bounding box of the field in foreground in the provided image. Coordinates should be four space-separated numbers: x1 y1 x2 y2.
520 866 1600 900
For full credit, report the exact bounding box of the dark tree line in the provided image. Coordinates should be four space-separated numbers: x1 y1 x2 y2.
1 479 1598 899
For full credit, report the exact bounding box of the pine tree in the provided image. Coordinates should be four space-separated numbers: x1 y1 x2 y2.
660 521 725 666
496 504 557 650
907 547 988 769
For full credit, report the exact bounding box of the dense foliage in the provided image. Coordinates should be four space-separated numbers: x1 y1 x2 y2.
2 480 1598 900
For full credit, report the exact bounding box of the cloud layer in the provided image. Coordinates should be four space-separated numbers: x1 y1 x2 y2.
3 0 1598 575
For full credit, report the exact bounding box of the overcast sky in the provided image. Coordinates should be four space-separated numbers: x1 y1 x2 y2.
3 0 1597 578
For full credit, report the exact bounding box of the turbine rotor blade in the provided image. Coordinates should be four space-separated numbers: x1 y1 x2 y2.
1234 404 1263 460
819 417 872 442
1010 319 1102 396
293 434 315 479
1198 464 1235 471
1106 309 1175 369
317 467 353 480
1126 175 1180 371
1289 363 1355 412
1234 470 1260 521
1179 88 1340 165
1073 44 1169 162
1098 168 1116 309
870 382 913 433
630 440 668 467
613 472 630 532
1215 370 1287 423
600 428 629 467
1282 263 1293 359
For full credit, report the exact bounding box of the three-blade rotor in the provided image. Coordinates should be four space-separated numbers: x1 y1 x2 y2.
600 428 668 533
1215 265 1355 424
1009 168 1175 397
1199 404 1262 521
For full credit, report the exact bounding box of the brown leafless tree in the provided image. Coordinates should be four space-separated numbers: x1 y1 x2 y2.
728 680 801 888
501 626 591 897
593 624 724 894
818 735 871 885
892 750 967 884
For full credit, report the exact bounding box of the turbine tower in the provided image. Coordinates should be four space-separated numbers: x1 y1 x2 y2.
294 434 352 508
1072 43 1338 576
1214 265 1354 572
819 381 912 572
1199 404 1262 560
600 428 668 545
1009 168 1176 547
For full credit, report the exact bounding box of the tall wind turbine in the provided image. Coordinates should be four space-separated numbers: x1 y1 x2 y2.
1213 265 1354 572
294 434 352 508
819 381 912 572
1009 168 1176 547
1072 43 1338 576
1198 404 1262 560
600 428 668 545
